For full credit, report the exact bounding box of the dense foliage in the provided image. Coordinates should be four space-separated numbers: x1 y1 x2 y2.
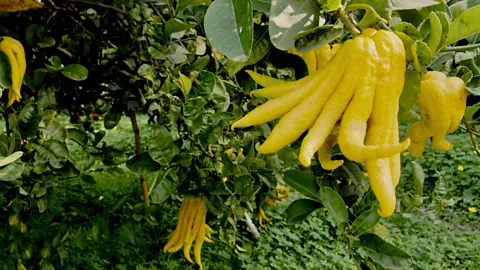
0 0 480 269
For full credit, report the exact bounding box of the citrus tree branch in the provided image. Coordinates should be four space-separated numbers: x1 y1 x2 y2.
66 0 127 15
129 110 150 208
441 43 480 52
338 11 361 37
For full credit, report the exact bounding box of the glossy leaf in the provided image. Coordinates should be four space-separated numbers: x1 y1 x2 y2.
269 0 321 50
227 27 271 76
283 169 322 202
359 234 413 269
351 208 380 236
148 125 180 166
61 64 89 81
341 160 365 186
127 152 162 174
204 0 253 61
67 129 88 147
286 199 322 224
320 186 348 225
104 107 122 130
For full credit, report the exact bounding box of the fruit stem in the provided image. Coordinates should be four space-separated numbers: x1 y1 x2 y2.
338 11 361 37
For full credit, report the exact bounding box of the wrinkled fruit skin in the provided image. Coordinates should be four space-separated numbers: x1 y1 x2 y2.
234 29 410 217
406 71 467 158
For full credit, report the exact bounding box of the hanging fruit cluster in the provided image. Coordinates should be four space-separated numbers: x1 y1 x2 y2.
163 197 213 269
233 28 467 217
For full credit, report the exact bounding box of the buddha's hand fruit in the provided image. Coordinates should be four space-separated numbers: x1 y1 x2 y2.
163 197 212 269
406 71 467 158
0 0 44 12
0 36 26 107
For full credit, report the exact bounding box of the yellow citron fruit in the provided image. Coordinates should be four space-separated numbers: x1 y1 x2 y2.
406 71 467 157
0 0 44 12
163 197 212 269
0 36 26 107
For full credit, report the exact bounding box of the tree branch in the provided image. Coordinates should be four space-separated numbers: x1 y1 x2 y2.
129 110 150 208
441 43 480 52
66 0 127 15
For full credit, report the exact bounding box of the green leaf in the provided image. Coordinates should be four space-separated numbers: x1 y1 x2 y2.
0 160 24 181
293 20 343 53
19 103 43 138
38 37 56 48
269 0 321 50
341 160 365 186
320 186 348 225
390 0 443 10
351 208 381 237
252 0 270 13
0 50 12 88
227 27 271 76
398 70 421 122
148 125 180 166
165 18 198 37
41 140 69 168
178 0 211 14
41 121 67 141
61 64 89 81
286 199 322 224
450 0 480 20
151 170 177 204
38 88 57 108
444 5 480 46
411 161 425 197
127 152 162 174
359 234 413 269
204 0 254 61
177 72 192 97
183 105 203 134
123 222 136 245
104 107 122 130
412 40 432 73
283 169 322 202
67 129 88 147
347 0 393 23
44 140 69 160
0 151 23 167
321 0 341 10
